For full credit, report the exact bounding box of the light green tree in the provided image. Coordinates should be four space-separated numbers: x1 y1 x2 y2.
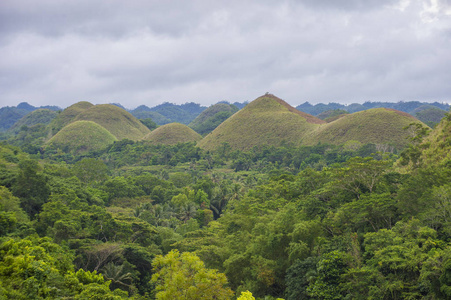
151 249 234 300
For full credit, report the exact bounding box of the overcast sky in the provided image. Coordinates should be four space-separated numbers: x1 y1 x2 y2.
1 0 450 109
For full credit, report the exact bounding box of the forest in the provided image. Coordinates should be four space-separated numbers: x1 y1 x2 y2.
1 98 451 299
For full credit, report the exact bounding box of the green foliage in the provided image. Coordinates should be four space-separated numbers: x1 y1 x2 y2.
0 105 39 132
414 106 448 126
6 123 48 154
285 257 318 300
0 236 128 299
12 159 50 218
139 118 158 131
8 109 58 134
151 249 234 299
73 158 109 184
1 99 451 299
307 251 349 300
141 102 206 125
190 103 239 135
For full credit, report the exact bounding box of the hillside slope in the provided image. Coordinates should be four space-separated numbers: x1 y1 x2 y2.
46 121 117 154
74 104 150 140
8 109 58 134
304 108 424 150
142 123 202 145
198 94 325 151
418 113 451 167
413 105 447 126
48 101 94 135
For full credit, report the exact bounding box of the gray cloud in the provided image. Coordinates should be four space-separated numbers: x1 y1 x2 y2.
0 0 450 108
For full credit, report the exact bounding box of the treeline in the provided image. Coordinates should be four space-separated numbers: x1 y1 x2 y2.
1 121 451 299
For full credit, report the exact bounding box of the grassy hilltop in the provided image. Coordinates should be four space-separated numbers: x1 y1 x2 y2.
48 101 93 135
46 120 117 154
198 94 325 151
45 103 151 153
143 123 202 145
73 104 150 140
303 108 424 150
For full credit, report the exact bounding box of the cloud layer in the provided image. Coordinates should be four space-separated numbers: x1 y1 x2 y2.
1 0 450 108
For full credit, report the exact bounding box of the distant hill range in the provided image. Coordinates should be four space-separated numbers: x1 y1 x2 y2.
130 102 207 125
1 97 449 155
297 101 449 127
129 101 246 125
0 102 60 132
189 103 239 136
7 109 58 134
2 99 447 133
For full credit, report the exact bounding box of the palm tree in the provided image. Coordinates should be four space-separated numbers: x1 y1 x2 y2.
101 262 133 290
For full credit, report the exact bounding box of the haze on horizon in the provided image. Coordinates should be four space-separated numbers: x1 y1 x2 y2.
1 0 451 109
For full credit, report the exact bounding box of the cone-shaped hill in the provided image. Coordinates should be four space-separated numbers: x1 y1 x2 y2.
46 121 117 154
303 108 424 149
73 104 150 140
198 94 325 151
189 103 239 135
49 101 94 135
142 123 202 145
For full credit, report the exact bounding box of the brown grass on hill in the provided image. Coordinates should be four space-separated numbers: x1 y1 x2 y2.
303 108 425 150
198 94 323 151
143 123 202 145
258 94 325 124
73 104 150 140
384 108 419 120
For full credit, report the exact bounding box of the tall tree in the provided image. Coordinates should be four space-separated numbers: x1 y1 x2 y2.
151 249 234 300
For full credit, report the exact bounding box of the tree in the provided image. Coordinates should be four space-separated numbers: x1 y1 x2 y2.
307 251 349 300
151 249 234 300
73 158 108 184
140 118 158 131
12 159 50 218
328 157 391 200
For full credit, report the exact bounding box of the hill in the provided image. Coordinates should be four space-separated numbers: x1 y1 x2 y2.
296 101 450 116
189 103 239 135
316 109 349 123
73 104 150 140
303 108 424 150
0 102 60 132
413 105 448 127
130 106 171 125
142 123 202 145
148 102 206 125
8 109 58 134
198 94 325 151
48 101 94 135
46 120 117 154
417 113 451 167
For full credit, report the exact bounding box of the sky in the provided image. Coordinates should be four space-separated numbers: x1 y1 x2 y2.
0 0 450 109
